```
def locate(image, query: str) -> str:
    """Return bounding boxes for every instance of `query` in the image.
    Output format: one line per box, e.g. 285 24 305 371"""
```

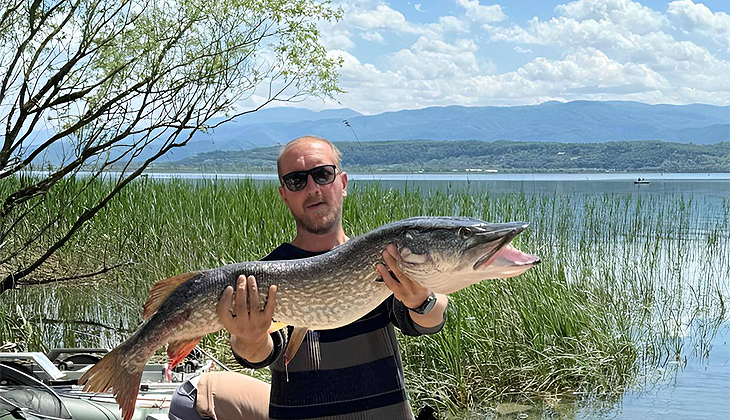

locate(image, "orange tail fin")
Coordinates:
79 346 144 420
167 337 203 368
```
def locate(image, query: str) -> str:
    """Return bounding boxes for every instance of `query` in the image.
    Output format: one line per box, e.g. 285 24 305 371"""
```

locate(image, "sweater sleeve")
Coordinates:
386 295 446 337
232 327 289 369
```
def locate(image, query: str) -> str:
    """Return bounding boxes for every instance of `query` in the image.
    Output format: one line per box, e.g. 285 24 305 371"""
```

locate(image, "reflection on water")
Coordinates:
474 323 730 420
615 322 729 420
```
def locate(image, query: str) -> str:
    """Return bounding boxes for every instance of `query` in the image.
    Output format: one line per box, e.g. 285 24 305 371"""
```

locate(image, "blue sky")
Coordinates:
250 0 730 114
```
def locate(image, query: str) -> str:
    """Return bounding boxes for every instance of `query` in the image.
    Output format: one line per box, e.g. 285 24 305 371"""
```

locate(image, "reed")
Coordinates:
1 176 727 417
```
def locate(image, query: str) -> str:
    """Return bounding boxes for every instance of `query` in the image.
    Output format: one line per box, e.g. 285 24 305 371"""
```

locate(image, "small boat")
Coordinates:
0 348 212 420
634 178 650 184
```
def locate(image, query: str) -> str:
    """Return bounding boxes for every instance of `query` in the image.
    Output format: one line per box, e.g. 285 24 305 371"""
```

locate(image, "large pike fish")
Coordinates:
80 217 540 420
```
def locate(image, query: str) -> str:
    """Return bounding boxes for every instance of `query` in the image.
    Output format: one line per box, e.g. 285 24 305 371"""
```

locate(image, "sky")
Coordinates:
249 0 730 115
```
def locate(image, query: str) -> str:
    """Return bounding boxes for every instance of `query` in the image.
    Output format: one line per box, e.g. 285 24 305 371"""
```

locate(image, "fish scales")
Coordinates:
80 217 540 420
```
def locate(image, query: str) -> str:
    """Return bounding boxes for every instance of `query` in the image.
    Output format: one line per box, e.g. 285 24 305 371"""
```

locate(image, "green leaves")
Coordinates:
0 0 342 294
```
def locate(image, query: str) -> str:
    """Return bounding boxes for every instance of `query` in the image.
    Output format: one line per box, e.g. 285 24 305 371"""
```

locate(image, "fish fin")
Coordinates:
284 326 309 365
143 272 200 319
268 321 288 333
79 345 143 420
167 337 203 368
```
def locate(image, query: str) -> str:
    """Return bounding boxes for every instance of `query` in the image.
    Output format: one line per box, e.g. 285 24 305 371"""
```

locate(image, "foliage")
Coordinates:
156 140 730 173
1 177 727 416
0 0 342 293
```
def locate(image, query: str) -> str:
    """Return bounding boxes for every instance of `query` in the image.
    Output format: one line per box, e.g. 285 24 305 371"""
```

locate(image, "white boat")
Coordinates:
0 348 213 420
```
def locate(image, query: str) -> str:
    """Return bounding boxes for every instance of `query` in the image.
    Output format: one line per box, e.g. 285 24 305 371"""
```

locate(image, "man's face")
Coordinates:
278 141 348 235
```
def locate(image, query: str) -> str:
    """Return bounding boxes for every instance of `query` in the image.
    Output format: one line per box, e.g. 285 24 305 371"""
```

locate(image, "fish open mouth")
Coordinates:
472 225 540 271
476 244 540 269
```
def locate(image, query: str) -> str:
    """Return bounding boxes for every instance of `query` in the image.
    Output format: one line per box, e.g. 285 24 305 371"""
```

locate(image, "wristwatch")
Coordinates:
407 291 437 315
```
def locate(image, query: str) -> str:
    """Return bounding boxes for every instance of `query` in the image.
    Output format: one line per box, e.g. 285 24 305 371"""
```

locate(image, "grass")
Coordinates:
1 176 728 417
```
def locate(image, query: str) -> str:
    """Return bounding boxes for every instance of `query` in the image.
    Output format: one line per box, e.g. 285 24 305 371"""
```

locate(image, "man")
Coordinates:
169 136 448 420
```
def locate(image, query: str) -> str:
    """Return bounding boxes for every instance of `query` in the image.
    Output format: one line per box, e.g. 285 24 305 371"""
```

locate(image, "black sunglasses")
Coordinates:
281 164 339 192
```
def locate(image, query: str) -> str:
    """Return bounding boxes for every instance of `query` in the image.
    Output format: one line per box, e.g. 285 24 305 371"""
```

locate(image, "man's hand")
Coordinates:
376 244 430 309
376 244 448 329
216 275 277 363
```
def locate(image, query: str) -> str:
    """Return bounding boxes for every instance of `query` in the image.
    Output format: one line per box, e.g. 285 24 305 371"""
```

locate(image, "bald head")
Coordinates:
277 136 342 179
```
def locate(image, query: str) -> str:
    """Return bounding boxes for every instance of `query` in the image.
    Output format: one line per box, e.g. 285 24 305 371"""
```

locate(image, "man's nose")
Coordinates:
304 174 321 194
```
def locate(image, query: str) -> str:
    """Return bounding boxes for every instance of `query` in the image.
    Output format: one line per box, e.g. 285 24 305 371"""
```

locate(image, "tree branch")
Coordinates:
18 259 135 286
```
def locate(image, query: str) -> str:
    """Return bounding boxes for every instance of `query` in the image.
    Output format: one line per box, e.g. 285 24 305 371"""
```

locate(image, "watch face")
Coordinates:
412 291 437 314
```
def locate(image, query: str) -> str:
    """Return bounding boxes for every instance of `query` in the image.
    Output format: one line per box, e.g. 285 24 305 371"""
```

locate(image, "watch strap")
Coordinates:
408 290 437 315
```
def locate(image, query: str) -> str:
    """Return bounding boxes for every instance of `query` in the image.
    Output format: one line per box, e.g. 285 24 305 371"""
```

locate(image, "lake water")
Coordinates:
130 171 729 420
32 171 730 419
132 170 730 199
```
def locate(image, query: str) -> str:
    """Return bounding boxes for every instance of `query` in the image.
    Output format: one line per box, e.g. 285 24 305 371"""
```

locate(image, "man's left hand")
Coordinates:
376 244 431 309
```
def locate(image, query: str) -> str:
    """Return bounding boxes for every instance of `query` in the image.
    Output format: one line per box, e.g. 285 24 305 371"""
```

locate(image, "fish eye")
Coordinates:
458 227 473 239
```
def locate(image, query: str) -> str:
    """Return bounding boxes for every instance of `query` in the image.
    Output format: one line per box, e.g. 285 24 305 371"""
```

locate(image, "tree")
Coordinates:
0 0 342 294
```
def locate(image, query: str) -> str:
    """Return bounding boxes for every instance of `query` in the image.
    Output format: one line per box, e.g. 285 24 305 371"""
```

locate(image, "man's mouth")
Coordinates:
306 201 326 209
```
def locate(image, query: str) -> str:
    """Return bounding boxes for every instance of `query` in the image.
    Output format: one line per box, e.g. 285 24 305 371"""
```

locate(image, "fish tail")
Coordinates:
79 344 145 420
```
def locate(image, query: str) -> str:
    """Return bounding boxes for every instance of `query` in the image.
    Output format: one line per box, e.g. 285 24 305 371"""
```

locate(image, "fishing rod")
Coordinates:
342 119 377 182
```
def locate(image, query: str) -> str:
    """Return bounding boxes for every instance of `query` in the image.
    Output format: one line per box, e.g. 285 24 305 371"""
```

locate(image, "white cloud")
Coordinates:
360 31 385 43
556 0 668 33
348 4 407 30
304 0 730 113
435 16 470 33
486 0 730 98
346 3 440 37
458 47 674 106
389 37 481 80
454 0 507 24
667 0 730 49
319 25 356 50
415 3 423 12
517 48 667 89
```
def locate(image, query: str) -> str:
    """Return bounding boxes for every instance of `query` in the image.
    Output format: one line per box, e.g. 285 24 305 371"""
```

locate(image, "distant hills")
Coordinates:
165 100 728 161
30 100 730 165
156 140 730 173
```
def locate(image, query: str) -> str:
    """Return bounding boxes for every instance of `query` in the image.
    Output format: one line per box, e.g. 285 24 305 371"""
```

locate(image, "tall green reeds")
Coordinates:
0 176 728 417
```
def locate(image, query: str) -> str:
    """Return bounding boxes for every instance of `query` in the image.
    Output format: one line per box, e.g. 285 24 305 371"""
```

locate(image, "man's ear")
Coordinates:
278 185 288 204
340 171 348 197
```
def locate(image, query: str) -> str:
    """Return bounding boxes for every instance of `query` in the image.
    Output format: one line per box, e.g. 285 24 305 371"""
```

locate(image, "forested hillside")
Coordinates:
153 140 730 173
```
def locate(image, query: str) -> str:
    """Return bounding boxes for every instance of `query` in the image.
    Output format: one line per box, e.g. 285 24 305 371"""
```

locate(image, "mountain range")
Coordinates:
30 101 730 164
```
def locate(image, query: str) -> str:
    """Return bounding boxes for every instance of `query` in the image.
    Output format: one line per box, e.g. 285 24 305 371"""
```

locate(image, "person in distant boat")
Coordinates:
168 136 448 420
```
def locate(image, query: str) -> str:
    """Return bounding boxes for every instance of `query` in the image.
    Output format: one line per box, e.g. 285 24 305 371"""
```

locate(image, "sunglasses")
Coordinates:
281 164 339 192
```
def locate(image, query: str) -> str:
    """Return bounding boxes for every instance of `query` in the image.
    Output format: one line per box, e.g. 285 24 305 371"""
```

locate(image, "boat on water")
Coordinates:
0 348 212 420
634 178 650 184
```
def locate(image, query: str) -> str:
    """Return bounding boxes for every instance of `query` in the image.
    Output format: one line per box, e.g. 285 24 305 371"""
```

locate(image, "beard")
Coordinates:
294 197 343 235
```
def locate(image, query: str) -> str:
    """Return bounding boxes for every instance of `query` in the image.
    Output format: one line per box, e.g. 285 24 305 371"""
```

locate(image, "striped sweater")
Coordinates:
233 243 446 420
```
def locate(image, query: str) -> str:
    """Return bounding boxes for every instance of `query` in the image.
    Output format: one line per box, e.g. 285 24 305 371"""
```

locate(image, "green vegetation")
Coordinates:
0 0 342 294
154 140 730 173
1 177 728 418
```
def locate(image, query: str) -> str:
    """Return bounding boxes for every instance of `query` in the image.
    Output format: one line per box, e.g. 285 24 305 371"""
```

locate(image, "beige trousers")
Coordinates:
195 372 271 420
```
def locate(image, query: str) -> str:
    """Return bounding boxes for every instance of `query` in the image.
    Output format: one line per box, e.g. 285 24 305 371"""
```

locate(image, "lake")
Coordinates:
15 171 730 419
132 171 729 420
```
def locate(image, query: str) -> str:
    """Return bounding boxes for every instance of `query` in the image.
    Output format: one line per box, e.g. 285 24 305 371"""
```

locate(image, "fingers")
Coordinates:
234 274 248 316
247 275 260 313
264 285 278 319
377 262 401 294
385 244 401 262
217 285 234 320
380 246 431 308
381 248 408 287
219 275 275 323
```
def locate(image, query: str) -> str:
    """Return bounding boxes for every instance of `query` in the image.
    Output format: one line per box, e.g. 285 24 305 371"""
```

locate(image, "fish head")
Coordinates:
390 217 540 294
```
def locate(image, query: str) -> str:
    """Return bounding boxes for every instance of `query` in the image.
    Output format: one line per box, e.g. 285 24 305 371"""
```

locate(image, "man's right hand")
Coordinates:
216 274 278 364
